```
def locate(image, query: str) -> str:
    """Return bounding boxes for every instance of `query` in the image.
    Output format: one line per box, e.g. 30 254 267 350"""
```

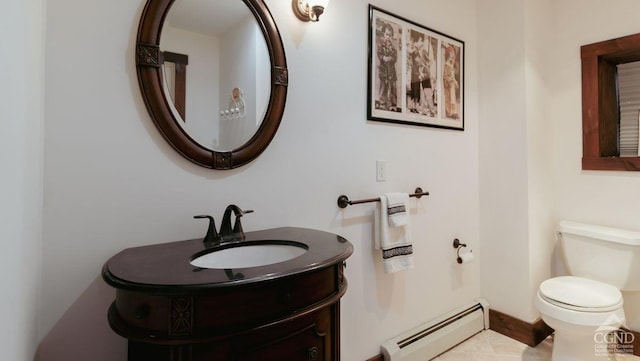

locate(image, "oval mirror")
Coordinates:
136 0 288 169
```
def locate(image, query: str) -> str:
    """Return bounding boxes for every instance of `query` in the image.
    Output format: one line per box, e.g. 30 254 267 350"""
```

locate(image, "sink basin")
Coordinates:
190 242 308 269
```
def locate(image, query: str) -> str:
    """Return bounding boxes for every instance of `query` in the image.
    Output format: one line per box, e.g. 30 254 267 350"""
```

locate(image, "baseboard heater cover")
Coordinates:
380 298 490 361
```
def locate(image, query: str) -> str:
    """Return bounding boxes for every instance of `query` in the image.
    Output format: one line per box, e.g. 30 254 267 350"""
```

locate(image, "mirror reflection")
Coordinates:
160 0 271 151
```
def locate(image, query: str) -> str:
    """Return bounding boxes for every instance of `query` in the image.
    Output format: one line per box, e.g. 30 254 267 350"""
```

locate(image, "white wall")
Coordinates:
1 0 45 359
478 0 533 321
551 0 640 330
523 0 555 324
552 0 640 237
37 0 480 360
478 0 556 324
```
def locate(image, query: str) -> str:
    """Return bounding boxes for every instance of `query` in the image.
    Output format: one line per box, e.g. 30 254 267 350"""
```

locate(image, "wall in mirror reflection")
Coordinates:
162 12 270 151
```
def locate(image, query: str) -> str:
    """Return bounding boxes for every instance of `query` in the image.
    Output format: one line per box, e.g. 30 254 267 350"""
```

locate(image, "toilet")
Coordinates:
536 221 640 361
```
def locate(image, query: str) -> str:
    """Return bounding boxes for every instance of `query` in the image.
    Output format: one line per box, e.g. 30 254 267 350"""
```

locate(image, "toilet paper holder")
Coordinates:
453 238 468 264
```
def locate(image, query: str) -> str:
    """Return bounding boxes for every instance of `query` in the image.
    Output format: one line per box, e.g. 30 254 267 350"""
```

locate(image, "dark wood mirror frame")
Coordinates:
581 33 640 171
136 0 288 169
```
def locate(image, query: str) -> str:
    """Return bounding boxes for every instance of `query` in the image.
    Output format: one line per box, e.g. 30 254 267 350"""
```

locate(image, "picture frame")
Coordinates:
367 5 464 130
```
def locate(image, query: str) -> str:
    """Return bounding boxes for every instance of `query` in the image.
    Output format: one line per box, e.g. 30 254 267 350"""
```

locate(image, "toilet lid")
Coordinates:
539 276 622 310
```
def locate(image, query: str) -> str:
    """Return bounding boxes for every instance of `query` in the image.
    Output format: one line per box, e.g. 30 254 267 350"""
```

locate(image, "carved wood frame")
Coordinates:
136 0 288 169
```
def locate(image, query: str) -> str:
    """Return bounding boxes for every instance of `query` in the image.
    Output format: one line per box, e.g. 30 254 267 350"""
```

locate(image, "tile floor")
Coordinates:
432 330 640 361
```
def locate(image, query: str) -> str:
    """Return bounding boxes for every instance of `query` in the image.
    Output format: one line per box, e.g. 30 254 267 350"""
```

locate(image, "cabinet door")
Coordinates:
234 323 327 361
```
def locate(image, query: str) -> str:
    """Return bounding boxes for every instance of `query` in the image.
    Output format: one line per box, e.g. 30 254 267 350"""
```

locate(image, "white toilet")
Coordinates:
536 221 640 361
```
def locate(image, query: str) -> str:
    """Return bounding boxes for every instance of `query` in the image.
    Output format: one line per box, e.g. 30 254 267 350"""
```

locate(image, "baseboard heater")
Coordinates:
381 298 490 361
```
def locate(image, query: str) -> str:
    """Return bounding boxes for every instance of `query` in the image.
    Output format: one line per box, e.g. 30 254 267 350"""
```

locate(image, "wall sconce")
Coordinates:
292 0 329 22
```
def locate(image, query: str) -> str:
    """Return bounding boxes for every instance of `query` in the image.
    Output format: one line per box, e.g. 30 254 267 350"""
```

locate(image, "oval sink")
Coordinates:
190 242 308 269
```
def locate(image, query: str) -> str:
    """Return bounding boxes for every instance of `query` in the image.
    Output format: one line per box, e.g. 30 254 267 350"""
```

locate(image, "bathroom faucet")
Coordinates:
194 206 253 246
219 204 254 242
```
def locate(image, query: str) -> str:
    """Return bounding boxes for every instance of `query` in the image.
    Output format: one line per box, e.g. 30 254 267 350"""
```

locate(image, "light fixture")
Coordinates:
292 0 329 22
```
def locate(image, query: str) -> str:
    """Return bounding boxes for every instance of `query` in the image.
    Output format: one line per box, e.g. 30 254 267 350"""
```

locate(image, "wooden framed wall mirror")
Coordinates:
581 33 640 171
136 0 288 169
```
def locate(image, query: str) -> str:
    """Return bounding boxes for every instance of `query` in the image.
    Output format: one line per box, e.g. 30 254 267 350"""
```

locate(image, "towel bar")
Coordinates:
337 187 429 208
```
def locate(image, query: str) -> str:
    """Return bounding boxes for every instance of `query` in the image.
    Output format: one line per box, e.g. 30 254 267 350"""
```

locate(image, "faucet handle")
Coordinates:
232 209 253 239
194 215 219 245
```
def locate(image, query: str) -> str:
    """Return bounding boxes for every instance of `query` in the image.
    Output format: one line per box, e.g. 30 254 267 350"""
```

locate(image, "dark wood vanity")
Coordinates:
103 227 353 361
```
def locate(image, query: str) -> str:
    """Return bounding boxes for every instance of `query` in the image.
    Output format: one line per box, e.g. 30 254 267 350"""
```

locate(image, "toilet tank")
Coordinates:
559 221 640 291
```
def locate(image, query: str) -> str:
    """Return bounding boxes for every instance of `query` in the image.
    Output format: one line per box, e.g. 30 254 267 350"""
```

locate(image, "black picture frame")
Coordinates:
367 5 464 130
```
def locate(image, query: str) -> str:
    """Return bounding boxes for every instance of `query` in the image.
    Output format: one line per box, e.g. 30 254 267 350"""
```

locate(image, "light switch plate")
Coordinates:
376 160 386 182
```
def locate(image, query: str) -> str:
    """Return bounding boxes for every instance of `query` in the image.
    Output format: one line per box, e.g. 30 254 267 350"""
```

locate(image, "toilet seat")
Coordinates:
539 276 623 312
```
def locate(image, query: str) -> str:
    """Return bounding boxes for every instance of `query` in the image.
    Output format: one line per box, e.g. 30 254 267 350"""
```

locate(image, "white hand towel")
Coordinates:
374 195 414 274
385 192 410 227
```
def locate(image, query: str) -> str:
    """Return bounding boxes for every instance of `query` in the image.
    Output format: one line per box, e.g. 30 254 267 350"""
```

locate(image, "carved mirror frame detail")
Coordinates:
136 0 288 169
581 33 640 171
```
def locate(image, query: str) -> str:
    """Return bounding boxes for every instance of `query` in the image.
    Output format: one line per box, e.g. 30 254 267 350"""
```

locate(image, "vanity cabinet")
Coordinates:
103 227 353 361
145 306 336 361
111 265 345 361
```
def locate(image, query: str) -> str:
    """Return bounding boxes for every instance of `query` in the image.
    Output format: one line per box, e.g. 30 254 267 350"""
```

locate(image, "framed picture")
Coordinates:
367 5 464 130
